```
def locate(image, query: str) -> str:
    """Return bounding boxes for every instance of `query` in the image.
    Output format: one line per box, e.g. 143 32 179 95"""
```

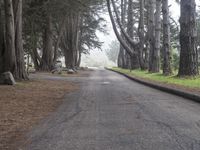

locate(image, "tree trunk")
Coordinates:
31 47 40 71
30 21 41 71
118 45 126 68
118 0 127 68
77 51 82 67
148 0 156 72
152 0 161 72
138 0 148 70
162 0 172 75
62 11 80 69
127 0 140 70
13 0 28 80
4 0 16 74
53 18 66 64
178 0 199 76
41 14 53 71
0 3 5 73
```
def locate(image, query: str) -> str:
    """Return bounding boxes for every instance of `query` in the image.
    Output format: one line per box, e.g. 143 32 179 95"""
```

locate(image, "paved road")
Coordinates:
25 69 200 150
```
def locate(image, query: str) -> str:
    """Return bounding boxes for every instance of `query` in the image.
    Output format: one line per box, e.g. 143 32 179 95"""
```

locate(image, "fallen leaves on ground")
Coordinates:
0 79 78 150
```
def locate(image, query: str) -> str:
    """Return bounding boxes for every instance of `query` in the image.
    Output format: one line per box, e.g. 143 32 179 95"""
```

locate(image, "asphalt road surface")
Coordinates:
25 69 200 150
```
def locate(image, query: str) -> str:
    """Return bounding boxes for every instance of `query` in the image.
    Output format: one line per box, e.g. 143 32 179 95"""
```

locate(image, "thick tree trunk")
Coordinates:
162 0 172 75
4 0 16 74
53 18 66 64
41 14 53 71
178 0 199 76
148 0 156 72
118 0 127 68
152 0 161 72
0 3 5 73
62 11 80 69
13 0 28 80
127 0 140 70
138 0 148 70
64 49 75 69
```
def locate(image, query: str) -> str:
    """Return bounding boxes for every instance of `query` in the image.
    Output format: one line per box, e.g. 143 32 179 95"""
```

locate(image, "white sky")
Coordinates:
81 1 200 67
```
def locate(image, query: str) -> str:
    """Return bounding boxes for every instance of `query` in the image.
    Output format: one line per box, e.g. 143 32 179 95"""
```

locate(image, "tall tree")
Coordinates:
127 0 140 69
178 0 199 76
154 0 161 72
148 0 156 72
138 0 148 70
41 13 54 71
162 0 172 75
118 0 127 68
13 0 28 79
4 0 16 74
0 1 5 74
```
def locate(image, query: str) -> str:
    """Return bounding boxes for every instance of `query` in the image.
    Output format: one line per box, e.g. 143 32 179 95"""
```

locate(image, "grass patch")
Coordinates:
112 67 200 89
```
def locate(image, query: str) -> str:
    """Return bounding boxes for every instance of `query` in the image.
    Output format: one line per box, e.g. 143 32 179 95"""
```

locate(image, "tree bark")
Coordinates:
118 0 126 68
62 11 80 69
13 0 28 79
30 21 41 71
53 18 66 64
162 0 172 75
41 13 53 71
138 0 148 70
0 2 5 73
127 0 140 70
153 0 161 72
4 0 16 74
178 0 199 76
148 0 160 73
148 0 156 72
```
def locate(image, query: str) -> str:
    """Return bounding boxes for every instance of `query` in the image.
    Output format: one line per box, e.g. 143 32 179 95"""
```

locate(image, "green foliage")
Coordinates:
172 49 179 71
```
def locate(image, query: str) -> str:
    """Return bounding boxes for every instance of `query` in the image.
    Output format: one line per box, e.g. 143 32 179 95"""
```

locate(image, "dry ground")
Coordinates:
0 78 78 150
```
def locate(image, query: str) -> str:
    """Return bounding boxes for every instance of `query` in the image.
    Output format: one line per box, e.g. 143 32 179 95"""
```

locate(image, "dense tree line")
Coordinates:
107 0 200 76
0 0 105 81
0 0 199 83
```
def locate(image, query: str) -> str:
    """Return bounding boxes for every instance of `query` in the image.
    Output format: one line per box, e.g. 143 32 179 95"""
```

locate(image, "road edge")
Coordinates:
106 68 200 103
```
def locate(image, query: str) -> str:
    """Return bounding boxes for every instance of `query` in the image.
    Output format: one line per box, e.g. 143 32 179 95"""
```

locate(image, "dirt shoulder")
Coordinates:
0 77 78 150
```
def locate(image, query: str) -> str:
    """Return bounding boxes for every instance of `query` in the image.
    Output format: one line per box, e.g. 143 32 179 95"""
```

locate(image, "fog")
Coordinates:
81 1 200 68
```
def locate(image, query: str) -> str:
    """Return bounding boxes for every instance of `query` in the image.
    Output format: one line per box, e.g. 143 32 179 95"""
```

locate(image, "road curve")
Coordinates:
25 69 200 150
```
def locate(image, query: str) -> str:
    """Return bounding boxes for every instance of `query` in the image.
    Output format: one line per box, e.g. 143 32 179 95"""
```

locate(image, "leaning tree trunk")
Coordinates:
4 0 16 74
178 0 199 76
13 0 28 80
162 0 172 75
